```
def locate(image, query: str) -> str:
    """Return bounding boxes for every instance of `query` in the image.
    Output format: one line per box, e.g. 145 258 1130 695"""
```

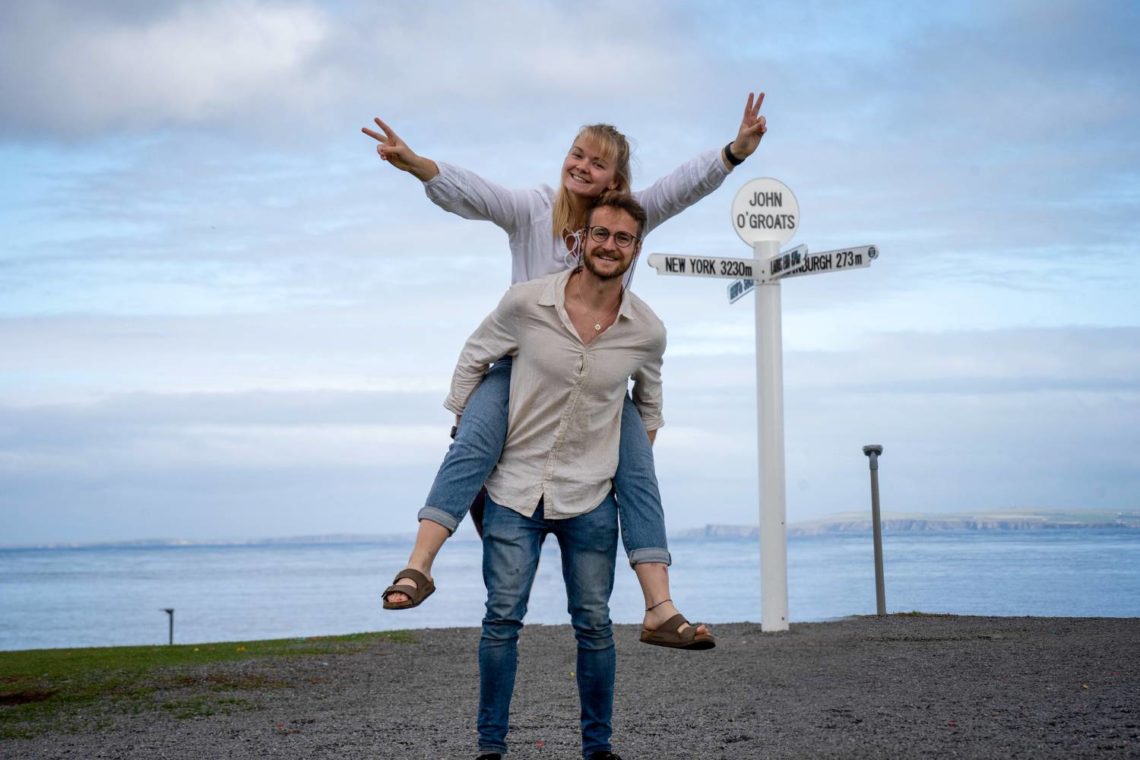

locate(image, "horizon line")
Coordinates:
4 507 1137 551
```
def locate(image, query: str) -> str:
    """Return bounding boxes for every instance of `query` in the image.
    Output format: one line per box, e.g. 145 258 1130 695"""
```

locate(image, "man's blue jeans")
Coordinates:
477 495 618 759
419 357 670 565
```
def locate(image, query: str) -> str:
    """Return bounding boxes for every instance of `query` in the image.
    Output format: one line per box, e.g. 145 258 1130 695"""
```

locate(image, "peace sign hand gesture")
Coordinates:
361 117 439 182
726 91 768 165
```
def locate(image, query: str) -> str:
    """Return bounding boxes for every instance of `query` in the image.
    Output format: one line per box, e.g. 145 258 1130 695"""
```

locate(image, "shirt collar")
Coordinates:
540 268 636 320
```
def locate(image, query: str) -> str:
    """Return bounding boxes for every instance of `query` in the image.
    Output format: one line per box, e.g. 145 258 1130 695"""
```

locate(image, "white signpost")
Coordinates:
648 178 879 632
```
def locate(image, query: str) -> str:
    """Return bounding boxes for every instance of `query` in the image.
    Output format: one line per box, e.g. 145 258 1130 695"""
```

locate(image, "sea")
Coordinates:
1 529 1138 652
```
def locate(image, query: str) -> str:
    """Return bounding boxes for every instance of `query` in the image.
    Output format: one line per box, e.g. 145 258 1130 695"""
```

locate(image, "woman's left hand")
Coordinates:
728 91 767 161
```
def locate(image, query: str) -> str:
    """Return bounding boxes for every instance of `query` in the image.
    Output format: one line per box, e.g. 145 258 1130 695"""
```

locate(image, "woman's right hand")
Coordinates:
725 91 767 166
361 118 439 181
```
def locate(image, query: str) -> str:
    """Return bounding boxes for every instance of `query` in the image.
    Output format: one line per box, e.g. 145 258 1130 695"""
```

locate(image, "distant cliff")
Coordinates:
10 511 1138 550
675 510 1140 539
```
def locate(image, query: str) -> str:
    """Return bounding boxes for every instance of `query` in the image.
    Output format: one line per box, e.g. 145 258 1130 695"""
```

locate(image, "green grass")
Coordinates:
0 630 414 741
893 611 959 618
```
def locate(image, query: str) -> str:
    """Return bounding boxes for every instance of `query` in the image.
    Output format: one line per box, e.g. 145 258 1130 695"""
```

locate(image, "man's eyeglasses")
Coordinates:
587 226 640 250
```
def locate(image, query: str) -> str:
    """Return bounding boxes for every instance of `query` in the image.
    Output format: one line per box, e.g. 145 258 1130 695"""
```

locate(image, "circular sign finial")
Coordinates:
731 178 799 246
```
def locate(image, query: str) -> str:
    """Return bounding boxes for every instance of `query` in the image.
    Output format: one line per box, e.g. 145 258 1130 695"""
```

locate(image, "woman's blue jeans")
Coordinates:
477 495 618 758
418 357 671 566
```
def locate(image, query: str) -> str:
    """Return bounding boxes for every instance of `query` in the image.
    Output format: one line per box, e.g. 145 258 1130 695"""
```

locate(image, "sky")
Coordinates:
1 0 1138 545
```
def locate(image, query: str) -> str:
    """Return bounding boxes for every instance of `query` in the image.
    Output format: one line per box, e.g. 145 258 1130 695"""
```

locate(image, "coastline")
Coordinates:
4 615 1138 758
5 508 1138 550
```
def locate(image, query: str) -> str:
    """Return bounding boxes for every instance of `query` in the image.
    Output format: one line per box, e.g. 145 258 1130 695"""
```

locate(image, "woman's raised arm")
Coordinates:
634 89 769 231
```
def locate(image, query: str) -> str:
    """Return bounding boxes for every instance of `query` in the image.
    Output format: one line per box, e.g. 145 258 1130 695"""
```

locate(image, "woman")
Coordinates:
362 92 766 647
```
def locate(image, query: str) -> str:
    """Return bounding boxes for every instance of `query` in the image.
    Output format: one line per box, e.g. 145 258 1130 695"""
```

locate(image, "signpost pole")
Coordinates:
647 177 876 634
754 239 789 632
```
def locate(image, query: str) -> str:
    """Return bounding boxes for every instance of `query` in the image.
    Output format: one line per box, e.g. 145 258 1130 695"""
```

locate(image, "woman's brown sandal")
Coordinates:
382 568 436 609
640 613 716 650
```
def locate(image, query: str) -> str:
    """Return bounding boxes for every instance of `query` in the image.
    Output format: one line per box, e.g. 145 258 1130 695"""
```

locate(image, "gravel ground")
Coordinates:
6 615 1139 759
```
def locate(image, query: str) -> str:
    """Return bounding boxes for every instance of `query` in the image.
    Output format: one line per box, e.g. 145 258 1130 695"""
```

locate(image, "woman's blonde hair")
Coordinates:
552 124 632 245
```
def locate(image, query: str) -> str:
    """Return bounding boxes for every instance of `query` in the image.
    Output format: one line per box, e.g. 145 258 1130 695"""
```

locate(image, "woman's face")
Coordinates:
561 136 619 199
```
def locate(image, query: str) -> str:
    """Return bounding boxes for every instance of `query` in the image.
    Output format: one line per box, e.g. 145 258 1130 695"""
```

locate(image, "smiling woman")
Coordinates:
360 91 768 640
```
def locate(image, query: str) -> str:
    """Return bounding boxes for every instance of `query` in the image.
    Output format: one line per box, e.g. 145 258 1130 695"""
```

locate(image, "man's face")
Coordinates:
582 206 641 281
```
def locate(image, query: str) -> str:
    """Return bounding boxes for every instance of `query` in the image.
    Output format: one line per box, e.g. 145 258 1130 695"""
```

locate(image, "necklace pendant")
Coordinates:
593 321 602 332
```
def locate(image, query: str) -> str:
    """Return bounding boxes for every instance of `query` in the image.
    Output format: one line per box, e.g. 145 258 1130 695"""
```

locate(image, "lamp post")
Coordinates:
862 445 886 616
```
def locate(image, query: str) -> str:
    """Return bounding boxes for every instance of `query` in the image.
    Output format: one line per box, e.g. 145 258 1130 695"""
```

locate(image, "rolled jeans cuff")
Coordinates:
418 506 459 535
626 547 671 567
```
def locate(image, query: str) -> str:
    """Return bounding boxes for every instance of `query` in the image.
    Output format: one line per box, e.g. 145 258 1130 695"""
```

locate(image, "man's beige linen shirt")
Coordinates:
445 269 666 521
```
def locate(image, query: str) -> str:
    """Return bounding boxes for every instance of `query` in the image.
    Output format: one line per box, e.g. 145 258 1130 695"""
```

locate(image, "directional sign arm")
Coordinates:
647 253 764 280
776 245 879 280
652 245 880 288
728 244 808 302
727 278 756 304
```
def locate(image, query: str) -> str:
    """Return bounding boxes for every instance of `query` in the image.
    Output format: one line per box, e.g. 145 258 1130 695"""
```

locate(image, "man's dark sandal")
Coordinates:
475 754 502 760
381 568 435 610
588 752 623 760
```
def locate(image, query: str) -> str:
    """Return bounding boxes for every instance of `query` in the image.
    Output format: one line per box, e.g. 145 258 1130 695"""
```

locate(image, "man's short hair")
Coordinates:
589 192 648 240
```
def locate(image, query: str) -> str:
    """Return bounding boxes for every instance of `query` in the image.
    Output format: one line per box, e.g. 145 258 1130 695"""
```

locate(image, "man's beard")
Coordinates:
582 249 632 281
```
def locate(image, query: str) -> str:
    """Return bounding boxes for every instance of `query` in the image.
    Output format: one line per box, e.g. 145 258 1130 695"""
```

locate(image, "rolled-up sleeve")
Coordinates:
444 288 520 416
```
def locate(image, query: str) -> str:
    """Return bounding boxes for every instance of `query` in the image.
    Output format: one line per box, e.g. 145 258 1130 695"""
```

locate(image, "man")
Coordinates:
445 193 663 760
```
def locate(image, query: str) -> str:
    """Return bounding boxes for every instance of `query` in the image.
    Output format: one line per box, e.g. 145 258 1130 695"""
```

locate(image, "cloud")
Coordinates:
785 327 1140 393
0 389 454 543
713 0 1140 287
0 304 486 405
0 0 706 142
652 324 1140 528
0 393 447 477
351 1 706 118
5 0 1137 326
0 1 336 139
2 325 1136 543
1 1 1137 544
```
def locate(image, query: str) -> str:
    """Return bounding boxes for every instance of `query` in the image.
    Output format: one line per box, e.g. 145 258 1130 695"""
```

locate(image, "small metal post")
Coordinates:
163 608 174 645
862 445 886 616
